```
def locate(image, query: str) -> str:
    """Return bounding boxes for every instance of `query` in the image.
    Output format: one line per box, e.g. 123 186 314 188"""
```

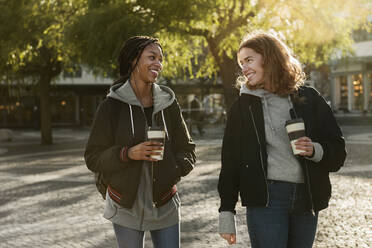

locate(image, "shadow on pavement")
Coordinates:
1 164 76 175
40 194 90 208
337 170 372 179
0 180 90 207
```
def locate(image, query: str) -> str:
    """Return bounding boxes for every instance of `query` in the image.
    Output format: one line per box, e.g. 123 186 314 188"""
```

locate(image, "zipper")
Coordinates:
150 108 166 208
151 110 156 208
288 98 316 216
140 106 157 208
152 160 156 208
139 177 146 230
139 106 149 229
303 160 316 216
248 105 269 207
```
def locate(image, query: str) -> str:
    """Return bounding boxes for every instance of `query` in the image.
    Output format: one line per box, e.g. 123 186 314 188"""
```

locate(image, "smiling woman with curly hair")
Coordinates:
218 31 346 248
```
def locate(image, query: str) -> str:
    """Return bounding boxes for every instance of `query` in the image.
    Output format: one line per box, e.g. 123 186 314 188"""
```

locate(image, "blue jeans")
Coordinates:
112 223 180 248
246 180 318 248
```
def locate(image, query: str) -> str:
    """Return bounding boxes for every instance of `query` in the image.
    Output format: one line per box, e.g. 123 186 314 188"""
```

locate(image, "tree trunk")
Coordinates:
206 37 239 109
39 75 53 145
219 54 239 109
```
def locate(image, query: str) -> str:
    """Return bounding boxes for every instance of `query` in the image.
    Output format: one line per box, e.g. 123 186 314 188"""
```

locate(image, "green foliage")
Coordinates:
67 0 212 78
259 0 371 66
157 31 212 79
153 0 371 77
3 0 368 82
0 0 89 144
0 0 87 81
67 1 160 77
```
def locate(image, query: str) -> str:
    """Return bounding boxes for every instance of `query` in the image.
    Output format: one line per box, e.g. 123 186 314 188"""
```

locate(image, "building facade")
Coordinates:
330 29 372 114
0 68 224 128
0 68 111 128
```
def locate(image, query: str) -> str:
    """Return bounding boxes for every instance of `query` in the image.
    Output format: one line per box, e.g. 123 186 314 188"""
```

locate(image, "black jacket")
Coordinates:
85 97 196 208
218 86 346 213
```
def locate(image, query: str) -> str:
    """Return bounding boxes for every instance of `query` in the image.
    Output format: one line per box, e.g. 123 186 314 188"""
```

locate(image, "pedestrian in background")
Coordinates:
190 96 205 136
218 31 346 247
85 36 196 248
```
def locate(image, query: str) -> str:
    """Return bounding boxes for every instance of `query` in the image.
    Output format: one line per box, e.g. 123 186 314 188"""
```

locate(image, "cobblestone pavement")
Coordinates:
0 125 371 248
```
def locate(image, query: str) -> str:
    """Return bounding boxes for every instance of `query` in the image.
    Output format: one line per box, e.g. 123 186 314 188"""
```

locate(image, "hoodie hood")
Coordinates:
107 80 175 114
239 83 269 98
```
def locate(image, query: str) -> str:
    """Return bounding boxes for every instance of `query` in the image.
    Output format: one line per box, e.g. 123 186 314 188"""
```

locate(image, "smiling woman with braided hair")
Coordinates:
85 36 196 248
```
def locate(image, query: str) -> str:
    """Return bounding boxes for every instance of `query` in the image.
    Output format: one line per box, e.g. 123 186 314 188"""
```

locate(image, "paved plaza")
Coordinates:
0 125 371 247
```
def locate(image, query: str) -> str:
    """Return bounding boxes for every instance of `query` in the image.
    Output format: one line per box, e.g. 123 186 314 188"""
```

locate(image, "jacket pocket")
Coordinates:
171 192 181 209
104 192 138 219
179 157 194 177
103 191 117 220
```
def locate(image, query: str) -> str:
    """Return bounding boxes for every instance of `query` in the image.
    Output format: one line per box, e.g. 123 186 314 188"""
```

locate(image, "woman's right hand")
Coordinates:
220 233 236 245
127 141 163 162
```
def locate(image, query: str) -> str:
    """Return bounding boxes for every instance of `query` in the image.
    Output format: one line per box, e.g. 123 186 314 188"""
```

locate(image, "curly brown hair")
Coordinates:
237 31 305 96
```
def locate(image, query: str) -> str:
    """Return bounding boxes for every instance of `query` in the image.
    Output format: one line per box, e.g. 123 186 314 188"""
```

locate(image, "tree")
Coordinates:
70 0 371 108
66 0 169 77
153 0 371 107
0 0 87 144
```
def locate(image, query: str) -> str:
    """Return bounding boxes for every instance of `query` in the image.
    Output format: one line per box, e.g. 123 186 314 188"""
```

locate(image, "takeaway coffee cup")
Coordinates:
285 118 306 155
147 127 165 160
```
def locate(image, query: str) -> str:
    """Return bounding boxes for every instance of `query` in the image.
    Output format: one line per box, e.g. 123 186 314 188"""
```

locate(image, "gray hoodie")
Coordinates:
103 80 180 231
240 84 305 183
239 84 323 182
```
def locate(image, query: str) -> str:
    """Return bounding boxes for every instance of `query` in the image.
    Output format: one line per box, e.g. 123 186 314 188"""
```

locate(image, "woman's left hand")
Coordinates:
295 136 314 157
220 233 236 245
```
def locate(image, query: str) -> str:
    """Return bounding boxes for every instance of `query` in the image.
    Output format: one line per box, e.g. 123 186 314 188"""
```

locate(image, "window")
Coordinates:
353 74 363 111
339 76 348 111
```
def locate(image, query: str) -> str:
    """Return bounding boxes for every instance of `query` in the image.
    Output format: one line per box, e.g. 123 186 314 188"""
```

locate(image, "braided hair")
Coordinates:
112 36 162 86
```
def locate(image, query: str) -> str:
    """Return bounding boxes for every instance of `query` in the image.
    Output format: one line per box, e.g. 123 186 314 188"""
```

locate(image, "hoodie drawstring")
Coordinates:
129 104 168 140
161 110 169 140
288 95 296 118
128 104 135 138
